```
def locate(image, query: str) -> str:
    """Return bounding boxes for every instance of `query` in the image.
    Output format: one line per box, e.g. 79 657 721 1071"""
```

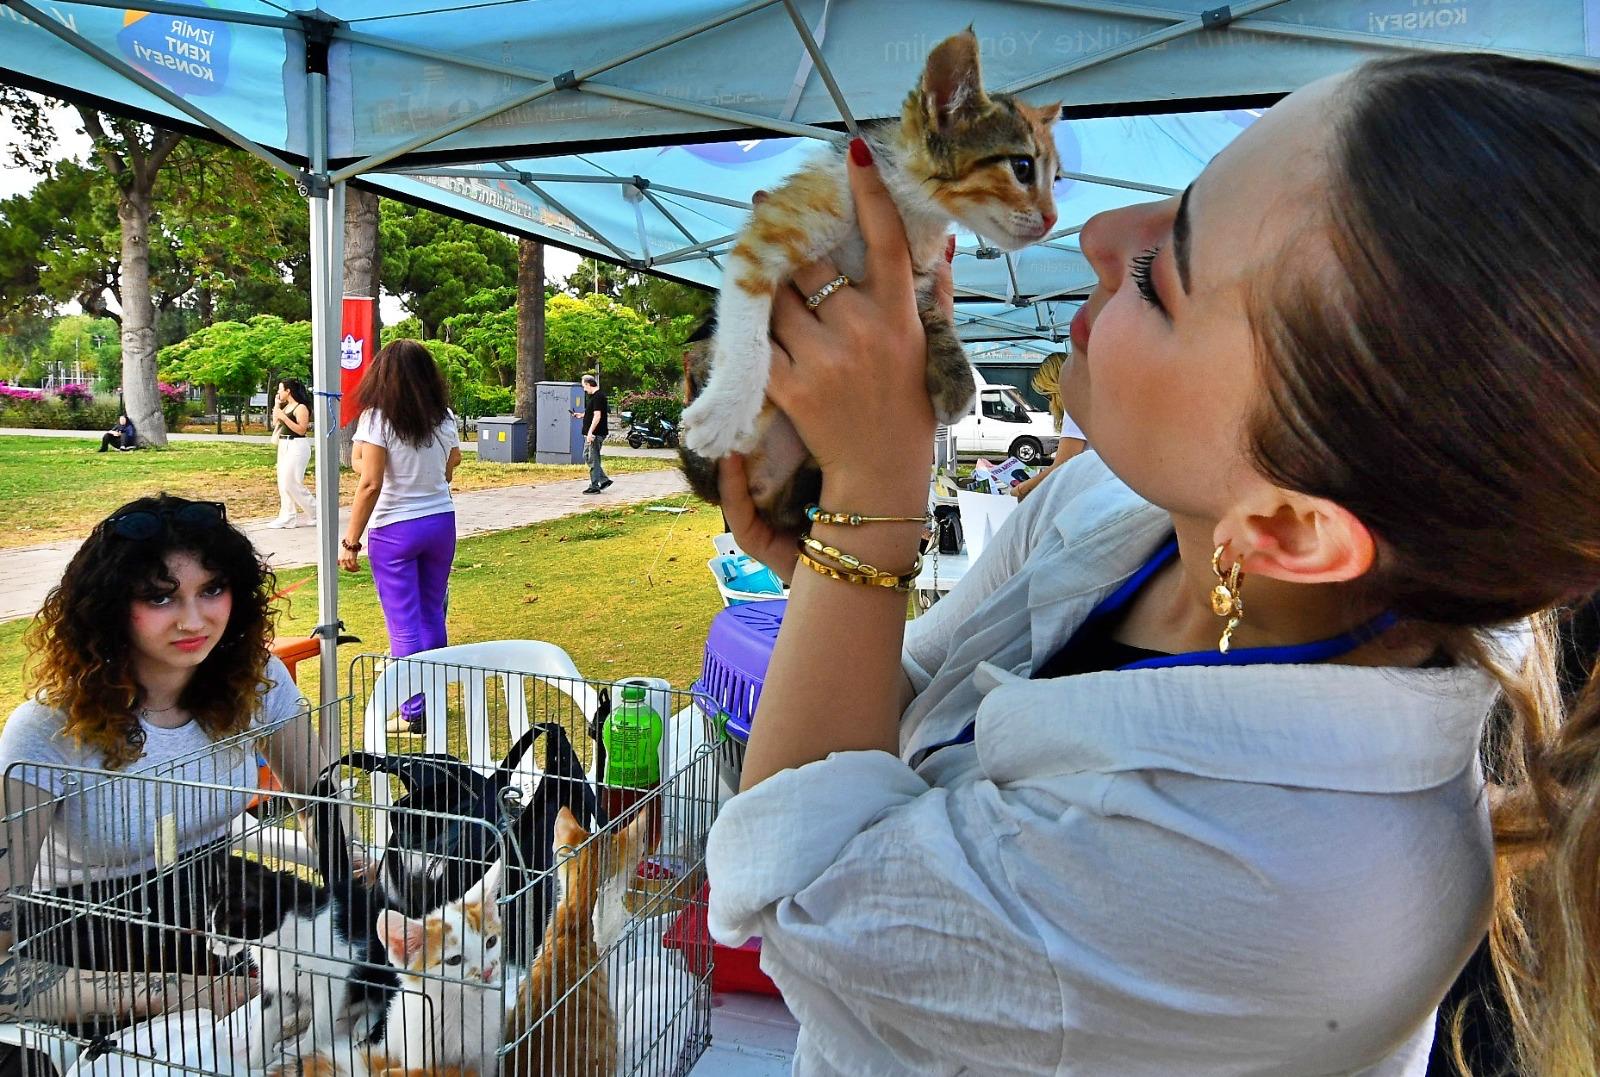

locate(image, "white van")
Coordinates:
947 371 1062 465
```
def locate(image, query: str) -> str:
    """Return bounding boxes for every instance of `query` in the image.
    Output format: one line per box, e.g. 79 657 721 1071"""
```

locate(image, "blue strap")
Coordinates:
911 537 1399 766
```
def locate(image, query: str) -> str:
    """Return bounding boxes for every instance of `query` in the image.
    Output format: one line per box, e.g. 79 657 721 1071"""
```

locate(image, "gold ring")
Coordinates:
805 274 852 310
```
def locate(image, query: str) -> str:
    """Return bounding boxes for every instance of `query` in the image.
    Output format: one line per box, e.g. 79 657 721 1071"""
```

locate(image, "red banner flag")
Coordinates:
339 297 375 427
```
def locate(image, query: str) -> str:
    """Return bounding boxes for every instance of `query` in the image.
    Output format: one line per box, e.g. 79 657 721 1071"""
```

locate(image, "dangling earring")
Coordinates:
1210 544 1245 654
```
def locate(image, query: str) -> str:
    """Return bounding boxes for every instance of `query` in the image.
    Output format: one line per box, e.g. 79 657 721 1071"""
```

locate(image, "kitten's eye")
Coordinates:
445 955 463 967
485 937 499 950
1009 157 1035 185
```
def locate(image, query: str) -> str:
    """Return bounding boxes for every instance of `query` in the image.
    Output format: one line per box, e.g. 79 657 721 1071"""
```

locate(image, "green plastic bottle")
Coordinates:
602 684 665 848
603 684 664 789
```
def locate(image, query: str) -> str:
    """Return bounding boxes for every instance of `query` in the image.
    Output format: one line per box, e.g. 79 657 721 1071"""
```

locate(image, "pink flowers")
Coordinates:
0 385 45 403
55 384 92 406
157 382 188 404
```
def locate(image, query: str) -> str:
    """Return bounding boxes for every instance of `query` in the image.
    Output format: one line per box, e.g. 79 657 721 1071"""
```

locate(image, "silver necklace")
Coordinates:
137 701 181 723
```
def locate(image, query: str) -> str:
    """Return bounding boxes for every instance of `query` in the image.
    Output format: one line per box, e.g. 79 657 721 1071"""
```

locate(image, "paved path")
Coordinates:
0 426 675 458
0 469 691 623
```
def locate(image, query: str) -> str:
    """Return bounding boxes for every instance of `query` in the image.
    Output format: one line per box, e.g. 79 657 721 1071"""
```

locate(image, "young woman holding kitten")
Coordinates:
707 54 1600 1075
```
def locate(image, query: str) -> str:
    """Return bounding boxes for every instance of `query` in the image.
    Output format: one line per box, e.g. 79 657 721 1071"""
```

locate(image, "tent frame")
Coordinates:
11 0 1596 705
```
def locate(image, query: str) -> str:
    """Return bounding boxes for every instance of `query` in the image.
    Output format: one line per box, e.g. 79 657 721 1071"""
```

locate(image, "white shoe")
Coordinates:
265 517 297 529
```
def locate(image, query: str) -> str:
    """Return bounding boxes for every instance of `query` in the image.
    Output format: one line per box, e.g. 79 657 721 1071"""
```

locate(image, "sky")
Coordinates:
0 100 585 322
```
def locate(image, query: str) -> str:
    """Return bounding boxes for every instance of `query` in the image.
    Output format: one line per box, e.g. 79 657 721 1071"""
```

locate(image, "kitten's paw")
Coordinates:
682 391 761 457
922 310 977 425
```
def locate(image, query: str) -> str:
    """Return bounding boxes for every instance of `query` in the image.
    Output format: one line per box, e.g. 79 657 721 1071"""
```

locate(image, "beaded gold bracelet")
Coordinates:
799 535 921 580
797 549 919 592
805 504 929 527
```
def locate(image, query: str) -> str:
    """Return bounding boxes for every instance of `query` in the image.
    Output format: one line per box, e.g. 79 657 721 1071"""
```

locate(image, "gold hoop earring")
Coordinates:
1210 544 1245 654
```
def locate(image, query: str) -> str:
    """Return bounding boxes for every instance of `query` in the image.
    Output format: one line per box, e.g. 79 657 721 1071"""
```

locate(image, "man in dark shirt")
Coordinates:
575 373 611 493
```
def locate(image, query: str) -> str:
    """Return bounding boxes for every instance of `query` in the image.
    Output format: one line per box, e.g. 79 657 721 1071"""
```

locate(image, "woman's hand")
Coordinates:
766 140 937 508
338 544 361 572
717 454 800 585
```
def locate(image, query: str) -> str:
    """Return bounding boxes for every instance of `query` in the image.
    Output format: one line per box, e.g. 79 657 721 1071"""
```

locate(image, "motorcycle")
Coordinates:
626 413 679 449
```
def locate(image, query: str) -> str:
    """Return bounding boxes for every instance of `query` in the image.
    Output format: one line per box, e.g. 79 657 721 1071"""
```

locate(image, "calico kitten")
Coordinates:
372 862 507 1077
502 807 653 1077
679 28 1060 531
211 802 400 1067
265 866 506 1077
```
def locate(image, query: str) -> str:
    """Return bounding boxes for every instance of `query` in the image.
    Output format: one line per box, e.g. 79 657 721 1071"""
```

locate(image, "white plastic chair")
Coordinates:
358 640 601 856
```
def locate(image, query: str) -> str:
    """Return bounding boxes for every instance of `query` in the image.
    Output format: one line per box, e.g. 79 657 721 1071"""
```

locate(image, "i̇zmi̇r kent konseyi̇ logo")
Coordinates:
118 6 231 98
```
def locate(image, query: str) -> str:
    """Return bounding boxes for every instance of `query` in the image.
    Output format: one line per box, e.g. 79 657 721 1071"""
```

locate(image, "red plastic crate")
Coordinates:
662 882 781 997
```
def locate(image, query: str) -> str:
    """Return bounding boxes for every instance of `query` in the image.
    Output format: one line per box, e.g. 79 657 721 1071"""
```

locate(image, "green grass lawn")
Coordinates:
0 434 673 549
0 499 727 714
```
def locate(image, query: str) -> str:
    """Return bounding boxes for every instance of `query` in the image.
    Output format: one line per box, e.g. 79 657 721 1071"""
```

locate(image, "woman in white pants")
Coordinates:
268 378 315 528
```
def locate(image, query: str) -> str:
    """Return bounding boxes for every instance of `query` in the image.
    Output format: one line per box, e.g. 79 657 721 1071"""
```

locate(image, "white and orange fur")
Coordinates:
269 865 508 1077
502 806 654 1077
680 28 1061 473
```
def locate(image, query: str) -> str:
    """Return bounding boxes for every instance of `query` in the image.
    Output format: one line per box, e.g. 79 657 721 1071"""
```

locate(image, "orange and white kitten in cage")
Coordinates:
679 27 1060 531
268 866 505 1077
503 806 653 1077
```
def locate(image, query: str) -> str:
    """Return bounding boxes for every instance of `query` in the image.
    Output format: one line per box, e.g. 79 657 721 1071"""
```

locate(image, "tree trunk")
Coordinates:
515 238 545 425
340 187 382 467
118 185 166 447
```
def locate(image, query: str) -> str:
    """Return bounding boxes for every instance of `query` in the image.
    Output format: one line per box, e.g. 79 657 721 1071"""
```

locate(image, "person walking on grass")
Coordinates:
574 373 612 494
265 378 315 528
339 340 461 735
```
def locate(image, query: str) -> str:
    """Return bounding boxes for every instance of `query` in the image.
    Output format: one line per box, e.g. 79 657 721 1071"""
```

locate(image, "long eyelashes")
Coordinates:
1129 246 1164 311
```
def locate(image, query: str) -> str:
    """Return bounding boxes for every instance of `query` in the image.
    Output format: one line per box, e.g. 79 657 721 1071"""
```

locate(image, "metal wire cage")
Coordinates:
0 661 719 1077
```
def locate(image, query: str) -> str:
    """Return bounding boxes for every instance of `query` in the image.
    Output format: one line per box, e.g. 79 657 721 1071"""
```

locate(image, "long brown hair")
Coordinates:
22 494 278 769
1245 54 1600 1074
355 339 451 448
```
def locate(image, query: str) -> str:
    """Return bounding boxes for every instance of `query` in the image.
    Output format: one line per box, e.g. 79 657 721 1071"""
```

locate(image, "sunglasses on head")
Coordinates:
108 501 228 541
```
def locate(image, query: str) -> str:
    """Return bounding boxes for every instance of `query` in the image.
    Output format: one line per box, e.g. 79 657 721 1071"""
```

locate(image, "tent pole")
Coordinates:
305 57 343 747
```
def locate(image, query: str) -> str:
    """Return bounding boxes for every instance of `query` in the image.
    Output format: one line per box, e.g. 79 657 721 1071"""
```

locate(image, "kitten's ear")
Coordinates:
461 859 503 908
553 805 586 853
921 29 989 134
1025 101 1063 127
376 910 426 966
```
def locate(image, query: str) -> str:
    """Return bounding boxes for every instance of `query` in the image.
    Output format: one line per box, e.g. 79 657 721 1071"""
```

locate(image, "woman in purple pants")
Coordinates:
339 339 461 733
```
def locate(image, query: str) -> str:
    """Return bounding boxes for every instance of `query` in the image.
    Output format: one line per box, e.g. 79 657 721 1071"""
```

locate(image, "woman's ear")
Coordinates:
1220 493 1375 585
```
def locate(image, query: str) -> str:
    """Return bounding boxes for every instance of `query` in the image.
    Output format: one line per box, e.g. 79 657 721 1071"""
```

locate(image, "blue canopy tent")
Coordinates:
4 0 1596 707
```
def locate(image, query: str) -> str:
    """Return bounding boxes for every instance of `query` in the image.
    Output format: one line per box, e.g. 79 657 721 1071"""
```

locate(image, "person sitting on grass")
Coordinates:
97 414 136 453
0 494 335 1031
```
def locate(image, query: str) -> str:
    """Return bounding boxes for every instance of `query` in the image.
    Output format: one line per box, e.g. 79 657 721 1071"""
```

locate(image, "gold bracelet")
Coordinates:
805 504 929 527
798 535 920 579
796 549 920 592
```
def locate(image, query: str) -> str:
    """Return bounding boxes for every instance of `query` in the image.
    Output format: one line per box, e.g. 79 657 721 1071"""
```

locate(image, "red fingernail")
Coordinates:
849 137 872 167
945 235 956 263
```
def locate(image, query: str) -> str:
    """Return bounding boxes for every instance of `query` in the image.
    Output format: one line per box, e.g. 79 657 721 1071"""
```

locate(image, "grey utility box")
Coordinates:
477 416 529 463
535 381 585 464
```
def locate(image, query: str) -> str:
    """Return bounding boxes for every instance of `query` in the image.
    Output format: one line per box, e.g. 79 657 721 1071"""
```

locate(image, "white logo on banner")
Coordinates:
340 334 364 370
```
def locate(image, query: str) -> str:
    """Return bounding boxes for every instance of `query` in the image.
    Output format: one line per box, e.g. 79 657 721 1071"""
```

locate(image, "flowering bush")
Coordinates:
0 385 45 403
55 383 92 408
157 381 188 404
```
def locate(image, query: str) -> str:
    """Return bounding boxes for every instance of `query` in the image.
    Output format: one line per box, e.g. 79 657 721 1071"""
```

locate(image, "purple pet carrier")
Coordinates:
693 599 785 789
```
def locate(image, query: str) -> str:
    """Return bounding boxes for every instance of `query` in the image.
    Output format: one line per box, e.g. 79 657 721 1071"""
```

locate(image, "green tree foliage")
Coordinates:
562 262 713 328
544 293 683 394
441 286 517 387
375 328 509 418
380 203 517 337
157 315 311 395
45 315 120 383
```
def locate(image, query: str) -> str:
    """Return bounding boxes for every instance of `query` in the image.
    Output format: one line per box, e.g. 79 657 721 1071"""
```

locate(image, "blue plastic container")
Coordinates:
693 599 785 788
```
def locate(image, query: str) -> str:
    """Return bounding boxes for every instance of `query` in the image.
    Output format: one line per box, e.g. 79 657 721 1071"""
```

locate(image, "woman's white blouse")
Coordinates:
707 453 1502 1076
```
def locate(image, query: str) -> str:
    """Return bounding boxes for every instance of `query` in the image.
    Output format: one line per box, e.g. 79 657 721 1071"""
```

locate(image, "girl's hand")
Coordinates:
338 548 361 572
717 454 799 585
766 139 936 504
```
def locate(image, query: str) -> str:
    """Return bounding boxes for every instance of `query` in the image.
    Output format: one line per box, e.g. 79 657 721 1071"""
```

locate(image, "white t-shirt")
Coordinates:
1059 410 1085 441
0 656 306 889
353 407 459 530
